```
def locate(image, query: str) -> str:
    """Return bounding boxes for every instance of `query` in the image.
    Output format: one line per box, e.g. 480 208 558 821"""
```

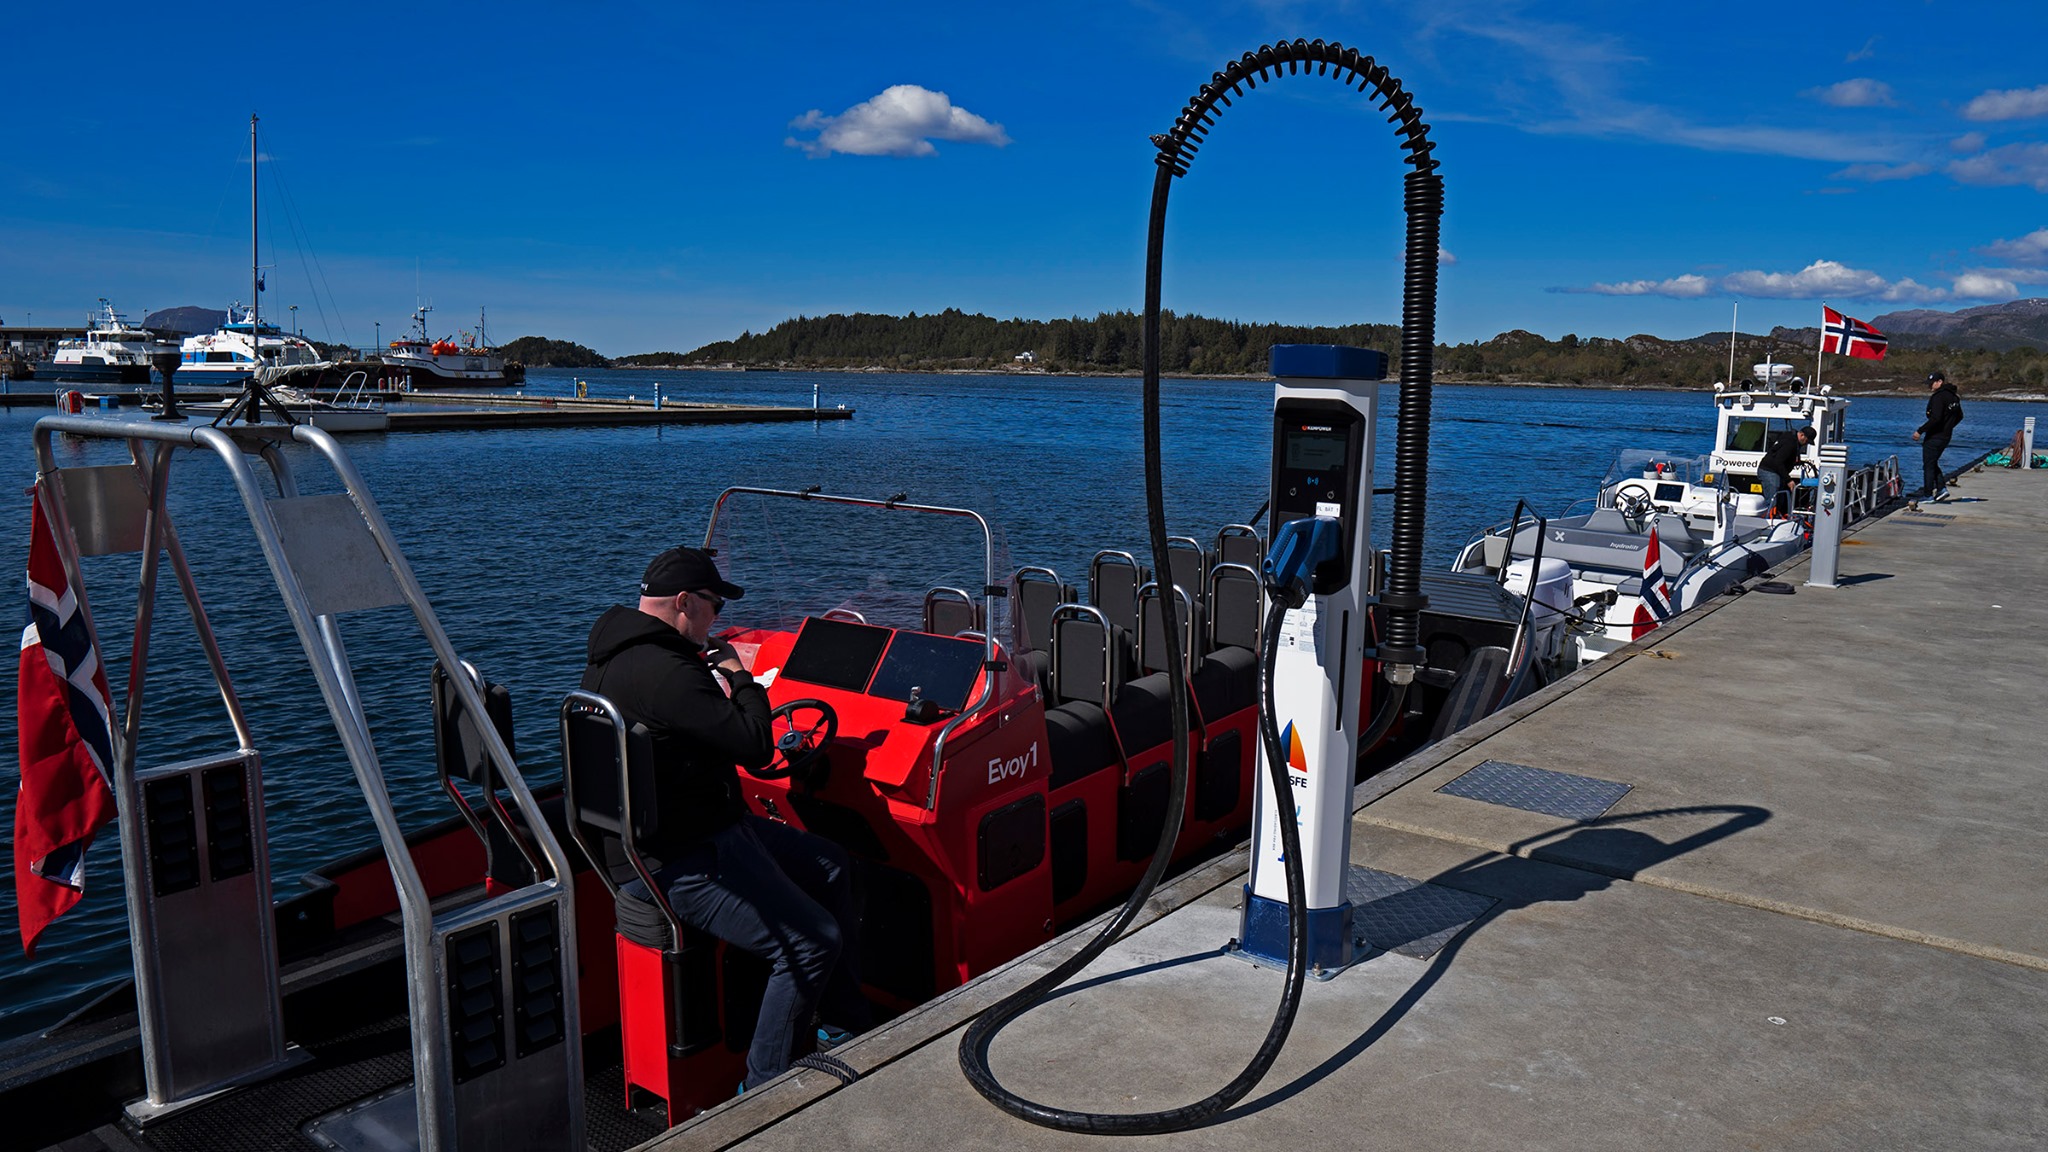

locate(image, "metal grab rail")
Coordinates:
31 413 583 1151
701 485 1002 811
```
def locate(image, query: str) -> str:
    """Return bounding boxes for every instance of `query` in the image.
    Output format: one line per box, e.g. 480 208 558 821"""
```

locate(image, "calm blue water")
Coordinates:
1 368 2038 1041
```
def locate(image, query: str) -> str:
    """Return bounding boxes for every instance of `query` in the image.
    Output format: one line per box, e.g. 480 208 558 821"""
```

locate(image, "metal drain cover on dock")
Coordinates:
1345 867 1497 959
1437 759 1631 820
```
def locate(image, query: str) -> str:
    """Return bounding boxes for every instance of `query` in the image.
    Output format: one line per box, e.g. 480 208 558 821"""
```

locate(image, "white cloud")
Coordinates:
1831 162 1931 182
1951 131 1987 153
1947 143 2048 192
1582 274 1713 297
787 85 1010 158
1846 36 1879 63
1569 261 2019 304
1439 247 1457 265
1805 79 1895 108
1961 84 2048 122
1981 228 2048 267
1951 272 2020 300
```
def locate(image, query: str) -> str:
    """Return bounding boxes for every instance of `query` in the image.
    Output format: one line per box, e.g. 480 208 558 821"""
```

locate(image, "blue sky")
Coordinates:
4 1 2046 356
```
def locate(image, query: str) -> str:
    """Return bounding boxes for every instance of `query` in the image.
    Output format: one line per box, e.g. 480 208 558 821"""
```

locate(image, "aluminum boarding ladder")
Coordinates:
31 414 582 1151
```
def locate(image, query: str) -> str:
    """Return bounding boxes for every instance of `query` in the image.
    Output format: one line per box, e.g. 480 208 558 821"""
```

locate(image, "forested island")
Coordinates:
608 307 2048 394
499 335 610 368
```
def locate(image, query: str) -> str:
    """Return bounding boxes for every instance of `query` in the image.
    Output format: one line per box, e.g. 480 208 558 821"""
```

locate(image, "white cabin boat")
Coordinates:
178 305 329 384
42 300 170 384
1452 364 1894 669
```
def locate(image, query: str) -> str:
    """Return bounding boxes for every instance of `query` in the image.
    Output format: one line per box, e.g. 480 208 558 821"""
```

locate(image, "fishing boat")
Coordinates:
1448 363 1903 669
380 304 524 388
39 300 170 384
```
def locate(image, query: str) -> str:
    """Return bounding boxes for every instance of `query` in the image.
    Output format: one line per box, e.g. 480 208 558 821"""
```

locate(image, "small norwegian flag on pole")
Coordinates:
1822 305 1888 361
1631 521 1676 640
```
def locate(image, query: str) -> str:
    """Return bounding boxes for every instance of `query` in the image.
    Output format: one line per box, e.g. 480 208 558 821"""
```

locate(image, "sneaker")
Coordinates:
1931 489 1950 502
817 1025 854 1052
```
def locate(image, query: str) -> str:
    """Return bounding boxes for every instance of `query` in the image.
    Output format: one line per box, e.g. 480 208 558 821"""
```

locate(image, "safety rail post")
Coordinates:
1808 443 1849 589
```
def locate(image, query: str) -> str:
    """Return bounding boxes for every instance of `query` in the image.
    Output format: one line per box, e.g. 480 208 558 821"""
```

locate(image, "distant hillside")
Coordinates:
664 308 2048 393
144 306 225 335
498 336 610 368
1869 298 2048 351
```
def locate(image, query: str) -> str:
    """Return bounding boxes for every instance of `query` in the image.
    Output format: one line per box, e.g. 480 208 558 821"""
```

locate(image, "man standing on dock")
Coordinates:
1912 370 1963 500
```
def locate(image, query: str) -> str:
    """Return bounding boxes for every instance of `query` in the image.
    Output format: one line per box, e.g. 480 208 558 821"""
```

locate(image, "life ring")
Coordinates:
575 380 587 399
58 389 84 414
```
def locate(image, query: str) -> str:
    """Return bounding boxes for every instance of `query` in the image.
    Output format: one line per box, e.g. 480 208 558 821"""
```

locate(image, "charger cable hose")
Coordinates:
957 38 1438 1134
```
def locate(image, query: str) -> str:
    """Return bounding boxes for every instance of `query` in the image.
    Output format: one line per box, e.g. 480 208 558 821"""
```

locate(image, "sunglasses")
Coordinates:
688 589 726 617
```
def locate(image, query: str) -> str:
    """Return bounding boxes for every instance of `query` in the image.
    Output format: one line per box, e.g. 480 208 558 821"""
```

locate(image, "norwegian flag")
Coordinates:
1822 306 1888 361
14 491 118 957
1630 521 1676 640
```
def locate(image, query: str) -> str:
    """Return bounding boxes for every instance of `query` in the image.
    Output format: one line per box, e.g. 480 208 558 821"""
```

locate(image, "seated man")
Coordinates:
582 545 868 1089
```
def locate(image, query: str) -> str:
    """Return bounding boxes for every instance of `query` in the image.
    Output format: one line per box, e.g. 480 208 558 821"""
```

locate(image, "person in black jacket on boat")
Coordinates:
582 546 867 1090
1912 370 1963 499
1756 426 1811 516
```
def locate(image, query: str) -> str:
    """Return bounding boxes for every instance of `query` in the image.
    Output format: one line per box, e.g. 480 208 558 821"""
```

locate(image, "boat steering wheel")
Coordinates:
749 698 839 781
1613 482 1656 529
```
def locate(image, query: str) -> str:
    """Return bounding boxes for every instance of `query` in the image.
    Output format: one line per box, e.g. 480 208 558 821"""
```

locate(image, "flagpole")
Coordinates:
1814 301 1824 394
1728 300 1738 386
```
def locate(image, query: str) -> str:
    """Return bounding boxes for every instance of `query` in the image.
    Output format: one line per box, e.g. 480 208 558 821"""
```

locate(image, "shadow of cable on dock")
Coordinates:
1217 802 1772 1121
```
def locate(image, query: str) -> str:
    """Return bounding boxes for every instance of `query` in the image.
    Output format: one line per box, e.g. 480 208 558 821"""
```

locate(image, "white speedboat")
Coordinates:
42 299 171 384
184 369 389 433
379 304 521 388
1452 363 1899 668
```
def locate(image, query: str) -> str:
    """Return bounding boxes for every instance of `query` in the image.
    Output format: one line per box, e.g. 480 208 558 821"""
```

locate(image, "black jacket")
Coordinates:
1919 384 1962 438
1758 434 1805 480
581 606 773 848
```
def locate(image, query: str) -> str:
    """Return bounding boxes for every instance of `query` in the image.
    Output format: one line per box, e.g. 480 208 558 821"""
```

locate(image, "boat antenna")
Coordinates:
1813 300 1825 396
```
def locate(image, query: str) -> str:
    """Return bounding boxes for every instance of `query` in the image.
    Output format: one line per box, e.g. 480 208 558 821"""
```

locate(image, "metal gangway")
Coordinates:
30 412 581 1150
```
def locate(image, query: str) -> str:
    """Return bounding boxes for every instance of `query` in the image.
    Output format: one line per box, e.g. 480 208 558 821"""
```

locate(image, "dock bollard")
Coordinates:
1808 443 1849 589
2024 417 2036 471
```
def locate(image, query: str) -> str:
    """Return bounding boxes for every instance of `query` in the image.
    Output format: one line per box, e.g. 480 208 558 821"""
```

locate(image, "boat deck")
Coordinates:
661 461 2048 1151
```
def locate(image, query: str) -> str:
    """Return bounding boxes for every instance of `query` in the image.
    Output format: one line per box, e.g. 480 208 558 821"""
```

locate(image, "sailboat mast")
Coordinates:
250 114 260 337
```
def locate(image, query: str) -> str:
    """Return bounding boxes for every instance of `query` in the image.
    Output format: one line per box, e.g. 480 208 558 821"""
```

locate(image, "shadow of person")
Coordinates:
1223 804 1768 1119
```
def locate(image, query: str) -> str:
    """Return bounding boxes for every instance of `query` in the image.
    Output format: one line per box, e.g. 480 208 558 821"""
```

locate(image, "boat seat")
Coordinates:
1046 605 1128 788
1012 567 1074 694
922 587 982 637
1583 508 1633 533
1214 525 1263 571
1111 672 1176 758
1089 551 1147 639
1192 646 1259 721
1207 563 1262 653
1137 583 1199 673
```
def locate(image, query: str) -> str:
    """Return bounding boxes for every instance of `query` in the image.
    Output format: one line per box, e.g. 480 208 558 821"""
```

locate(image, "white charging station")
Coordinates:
1232 344 1387 975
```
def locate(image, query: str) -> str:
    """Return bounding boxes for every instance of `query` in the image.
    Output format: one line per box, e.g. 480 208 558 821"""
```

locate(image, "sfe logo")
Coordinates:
988 743 1040 785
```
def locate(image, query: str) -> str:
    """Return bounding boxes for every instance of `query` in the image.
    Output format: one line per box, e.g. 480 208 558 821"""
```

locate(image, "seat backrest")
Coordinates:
923 586 982 637
1583 508 1633 533
432 661 517 789
1013 566 1072 652
1048 603 1120 709
1137 582 1197 675
1651 513 1697 552
1167 537 1207 616
1208 563 1262 651
1214 525 1263 571
1089 550 1144 637
559 695 660 894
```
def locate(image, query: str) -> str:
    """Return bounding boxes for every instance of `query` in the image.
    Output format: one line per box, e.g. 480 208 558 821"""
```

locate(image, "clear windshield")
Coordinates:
1599 449 1712 489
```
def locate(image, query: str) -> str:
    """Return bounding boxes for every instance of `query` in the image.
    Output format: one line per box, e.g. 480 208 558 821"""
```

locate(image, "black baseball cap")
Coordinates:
640 546 743 600
1927 369 1946 382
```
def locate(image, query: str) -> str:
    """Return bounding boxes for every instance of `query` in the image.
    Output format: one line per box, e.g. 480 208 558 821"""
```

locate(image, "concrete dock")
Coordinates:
659 461 2048 1151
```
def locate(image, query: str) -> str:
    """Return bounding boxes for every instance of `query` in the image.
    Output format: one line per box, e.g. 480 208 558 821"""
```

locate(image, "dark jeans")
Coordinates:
1922 433 1951 495
1757 469 1785 515
632 816 868 1088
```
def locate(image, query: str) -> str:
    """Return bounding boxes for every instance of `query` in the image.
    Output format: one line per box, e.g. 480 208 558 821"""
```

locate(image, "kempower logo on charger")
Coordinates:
988 742 1040 785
